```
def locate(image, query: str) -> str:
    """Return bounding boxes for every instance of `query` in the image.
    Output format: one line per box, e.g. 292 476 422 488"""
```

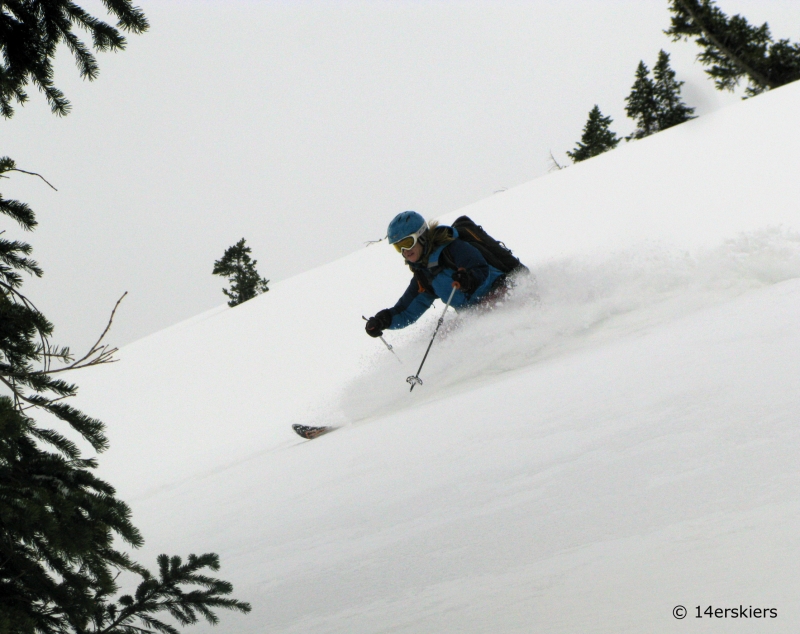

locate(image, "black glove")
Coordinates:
365 309 393 338
451 267 477 294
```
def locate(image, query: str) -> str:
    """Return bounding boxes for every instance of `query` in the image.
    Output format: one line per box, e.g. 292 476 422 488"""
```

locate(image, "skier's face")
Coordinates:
401 242 423 263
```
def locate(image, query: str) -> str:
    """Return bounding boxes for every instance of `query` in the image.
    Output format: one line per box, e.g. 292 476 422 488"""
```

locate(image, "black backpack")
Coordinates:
451 216 528 275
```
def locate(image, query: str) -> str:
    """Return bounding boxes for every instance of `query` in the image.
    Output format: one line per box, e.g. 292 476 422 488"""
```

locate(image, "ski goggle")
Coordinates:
391 223 427 252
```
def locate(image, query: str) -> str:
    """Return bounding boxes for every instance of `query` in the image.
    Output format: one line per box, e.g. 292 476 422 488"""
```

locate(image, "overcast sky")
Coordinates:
4 0 799 353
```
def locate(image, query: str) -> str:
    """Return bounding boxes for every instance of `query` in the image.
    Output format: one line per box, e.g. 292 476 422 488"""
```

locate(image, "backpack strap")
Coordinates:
437 243 457 271
413 269 434 295
426 227 458 267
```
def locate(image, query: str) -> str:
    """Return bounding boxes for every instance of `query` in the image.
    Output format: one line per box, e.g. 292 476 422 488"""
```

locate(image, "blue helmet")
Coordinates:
387 211 426 245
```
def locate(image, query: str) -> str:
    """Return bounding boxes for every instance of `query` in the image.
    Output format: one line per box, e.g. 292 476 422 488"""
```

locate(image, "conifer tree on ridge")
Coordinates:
625 50 695 140
567 105 621 163
653 50 696 129
625 61 660 140
213 238 270 307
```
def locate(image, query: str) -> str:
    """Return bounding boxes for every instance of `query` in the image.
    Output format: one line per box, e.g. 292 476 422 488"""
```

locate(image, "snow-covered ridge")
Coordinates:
75 81 800 633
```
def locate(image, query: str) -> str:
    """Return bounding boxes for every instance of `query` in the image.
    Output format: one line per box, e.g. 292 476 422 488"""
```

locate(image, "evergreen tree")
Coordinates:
666 0 800 97
0 158 135 632
0 0 149 117
213 239 270 307
653 50 696 129
624 61 659 140
2 3 251 630
567 105 621 163
0 160 251 633
625 51 696 140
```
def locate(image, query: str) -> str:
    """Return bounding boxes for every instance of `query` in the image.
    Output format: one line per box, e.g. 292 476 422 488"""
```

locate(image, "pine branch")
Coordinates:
0 0 149 118
670 0 777 91
0 278 58 374
92 554 251 634
1 375 41 409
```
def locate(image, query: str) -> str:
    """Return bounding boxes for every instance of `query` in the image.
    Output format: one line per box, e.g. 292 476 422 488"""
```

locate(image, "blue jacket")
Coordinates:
387 227 503 330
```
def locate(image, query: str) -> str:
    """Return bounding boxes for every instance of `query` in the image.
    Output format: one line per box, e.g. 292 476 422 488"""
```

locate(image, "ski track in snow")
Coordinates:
337 227 800 424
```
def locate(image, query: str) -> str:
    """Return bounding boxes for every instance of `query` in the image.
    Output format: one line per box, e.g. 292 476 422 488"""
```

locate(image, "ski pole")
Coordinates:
363 316 402 363
406 285 457 392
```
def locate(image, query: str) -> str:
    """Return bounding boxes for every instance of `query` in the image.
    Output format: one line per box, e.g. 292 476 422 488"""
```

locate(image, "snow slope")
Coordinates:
74 80 800 632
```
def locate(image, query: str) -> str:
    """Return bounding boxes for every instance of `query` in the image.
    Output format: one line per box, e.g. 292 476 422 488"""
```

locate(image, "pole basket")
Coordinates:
406 375 423 391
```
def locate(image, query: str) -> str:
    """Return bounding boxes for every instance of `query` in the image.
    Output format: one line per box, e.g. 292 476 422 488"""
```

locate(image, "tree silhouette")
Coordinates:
567 105 621 162
625 51 695 140
213 239 270 307
666 0 800 97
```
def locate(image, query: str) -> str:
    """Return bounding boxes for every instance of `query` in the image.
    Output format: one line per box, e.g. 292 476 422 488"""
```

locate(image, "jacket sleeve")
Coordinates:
444 240 490 289
387 277 436 329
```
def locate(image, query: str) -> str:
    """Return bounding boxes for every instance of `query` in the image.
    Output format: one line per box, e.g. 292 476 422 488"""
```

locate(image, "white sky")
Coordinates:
3 0 799 352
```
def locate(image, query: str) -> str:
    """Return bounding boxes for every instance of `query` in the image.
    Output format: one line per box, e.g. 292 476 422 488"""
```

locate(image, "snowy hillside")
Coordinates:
75 80 800 632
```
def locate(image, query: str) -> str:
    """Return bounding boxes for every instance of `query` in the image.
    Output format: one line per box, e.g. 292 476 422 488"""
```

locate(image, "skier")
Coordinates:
295 212 524 439
365 211 509 338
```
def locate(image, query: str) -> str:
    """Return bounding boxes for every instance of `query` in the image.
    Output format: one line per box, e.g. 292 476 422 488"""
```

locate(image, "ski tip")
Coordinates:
292 424 337 440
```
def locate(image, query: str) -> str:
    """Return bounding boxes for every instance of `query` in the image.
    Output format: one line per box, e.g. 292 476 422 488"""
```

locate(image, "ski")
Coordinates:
292 424 337 440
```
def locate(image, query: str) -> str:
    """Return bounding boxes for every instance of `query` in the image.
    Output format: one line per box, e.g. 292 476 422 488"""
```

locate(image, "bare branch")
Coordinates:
0 279 43 312
548 151 566 172
44 292 127 374
7 168 59 191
